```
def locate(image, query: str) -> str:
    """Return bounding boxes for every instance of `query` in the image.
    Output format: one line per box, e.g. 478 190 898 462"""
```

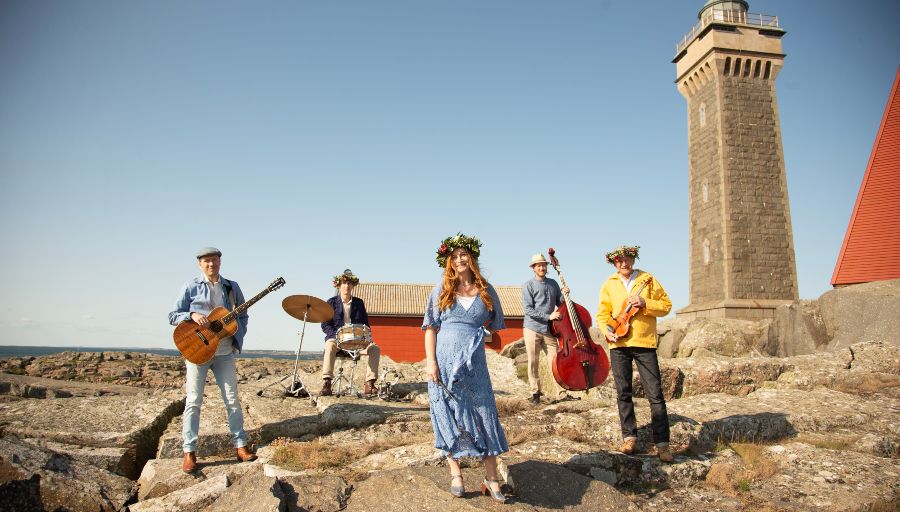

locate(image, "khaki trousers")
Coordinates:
322 340 380 382
524 328 564 398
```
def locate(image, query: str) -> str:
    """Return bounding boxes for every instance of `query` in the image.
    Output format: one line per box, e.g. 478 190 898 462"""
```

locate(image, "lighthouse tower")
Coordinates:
673 0 799 320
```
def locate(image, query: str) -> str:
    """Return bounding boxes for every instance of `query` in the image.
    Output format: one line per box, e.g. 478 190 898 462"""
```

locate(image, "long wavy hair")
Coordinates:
438 249 493 312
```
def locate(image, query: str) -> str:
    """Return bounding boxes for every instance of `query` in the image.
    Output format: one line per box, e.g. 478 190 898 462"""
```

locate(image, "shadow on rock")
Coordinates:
691 412 797 452
506 460 597 508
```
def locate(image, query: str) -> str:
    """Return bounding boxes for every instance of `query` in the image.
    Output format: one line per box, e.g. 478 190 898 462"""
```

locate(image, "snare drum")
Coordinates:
336 324 372 351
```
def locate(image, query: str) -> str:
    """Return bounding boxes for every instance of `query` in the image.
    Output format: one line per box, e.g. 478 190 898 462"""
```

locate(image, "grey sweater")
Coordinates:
521 277 562 334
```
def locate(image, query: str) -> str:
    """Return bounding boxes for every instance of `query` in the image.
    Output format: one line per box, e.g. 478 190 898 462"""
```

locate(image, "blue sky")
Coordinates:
1 1 898 352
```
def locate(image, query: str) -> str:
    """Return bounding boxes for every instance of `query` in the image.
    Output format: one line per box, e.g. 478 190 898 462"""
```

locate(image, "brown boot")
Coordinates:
363 379 376 396
619 437 637 455
182 452 197 473
236 446 257 462
657 445 674 463
320 379 332 396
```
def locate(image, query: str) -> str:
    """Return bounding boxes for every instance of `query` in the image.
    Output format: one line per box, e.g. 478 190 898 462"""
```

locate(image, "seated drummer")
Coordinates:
320 269 381 396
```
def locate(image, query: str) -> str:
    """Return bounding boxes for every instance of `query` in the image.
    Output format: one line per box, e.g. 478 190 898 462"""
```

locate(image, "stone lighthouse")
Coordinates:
673 0 799 320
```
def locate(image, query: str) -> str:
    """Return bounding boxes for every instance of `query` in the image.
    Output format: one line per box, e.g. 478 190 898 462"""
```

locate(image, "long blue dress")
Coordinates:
422 283 509 459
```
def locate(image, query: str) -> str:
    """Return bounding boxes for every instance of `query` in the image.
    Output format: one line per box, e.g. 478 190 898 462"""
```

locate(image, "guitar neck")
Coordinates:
223 288 271 323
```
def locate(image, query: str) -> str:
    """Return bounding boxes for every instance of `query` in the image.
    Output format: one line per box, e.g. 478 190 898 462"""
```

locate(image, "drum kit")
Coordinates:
271 294 376 399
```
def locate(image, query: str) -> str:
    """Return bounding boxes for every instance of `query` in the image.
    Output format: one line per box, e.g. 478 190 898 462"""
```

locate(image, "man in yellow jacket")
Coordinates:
596 245 674 463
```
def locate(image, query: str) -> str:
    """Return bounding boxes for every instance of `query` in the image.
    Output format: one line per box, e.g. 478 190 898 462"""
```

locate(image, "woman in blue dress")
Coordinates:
423 233 509 503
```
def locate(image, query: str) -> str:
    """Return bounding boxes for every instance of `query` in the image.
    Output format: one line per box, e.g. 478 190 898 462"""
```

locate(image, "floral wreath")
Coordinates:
605 245 640 264
436 233 482 268
332 269 360 287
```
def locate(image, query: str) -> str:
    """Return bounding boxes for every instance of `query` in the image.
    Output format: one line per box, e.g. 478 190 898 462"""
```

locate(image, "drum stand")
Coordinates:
333 349 361 397
285 309 312 398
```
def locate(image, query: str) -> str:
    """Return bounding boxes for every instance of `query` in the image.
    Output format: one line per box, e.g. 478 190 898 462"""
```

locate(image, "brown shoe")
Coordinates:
363 379 376 396
236 446 257 462
182 452 197 473
619 437 637 454
320 379 333 396
657 445 674 463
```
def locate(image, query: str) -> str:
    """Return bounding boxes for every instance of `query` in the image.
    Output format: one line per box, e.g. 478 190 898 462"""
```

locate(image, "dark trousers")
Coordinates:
610 347 670 445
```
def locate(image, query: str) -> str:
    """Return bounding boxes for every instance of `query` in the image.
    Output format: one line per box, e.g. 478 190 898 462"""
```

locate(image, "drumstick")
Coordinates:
436 379 458 402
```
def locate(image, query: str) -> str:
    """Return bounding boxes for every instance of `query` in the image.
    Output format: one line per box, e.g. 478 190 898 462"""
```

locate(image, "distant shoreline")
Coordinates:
0 345 320 361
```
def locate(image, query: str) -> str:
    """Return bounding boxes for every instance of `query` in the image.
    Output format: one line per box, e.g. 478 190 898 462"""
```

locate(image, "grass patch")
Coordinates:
705 462 740 492
505 426 542 446
864 498 900 512
495 397 530 417
271 439 354 471
705 439 780 494
515 363 528 383
541 402 586 415
270 433 431 472
714 438 730 452
794 433 857 452
555 425 594 444
731 442 780 480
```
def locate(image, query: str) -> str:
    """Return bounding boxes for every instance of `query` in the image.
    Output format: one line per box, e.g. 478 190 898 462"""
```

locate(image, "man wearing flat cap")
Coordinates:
521 253 573 404
168 247 257 473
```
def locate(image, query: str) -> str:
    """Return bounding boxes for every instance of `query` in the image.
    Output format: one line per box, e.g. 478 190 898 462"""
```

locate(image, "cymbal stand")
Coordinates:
286 308 311 398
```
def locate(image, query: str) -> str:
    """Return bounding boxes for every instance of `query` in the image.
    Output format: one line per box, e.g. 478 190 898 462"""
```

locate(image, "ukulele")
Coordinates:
605 274 653 338
173 277 285 364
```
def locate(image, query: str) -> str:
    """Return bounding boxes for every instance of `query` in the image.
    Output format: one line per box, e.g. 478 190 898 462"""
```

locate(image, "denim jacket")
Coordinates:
168 276 248 352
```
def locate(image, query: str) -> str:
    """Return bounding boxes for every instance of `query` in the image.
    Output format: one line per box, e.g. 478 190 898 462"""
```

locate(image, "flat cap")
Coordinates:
196 247 222 259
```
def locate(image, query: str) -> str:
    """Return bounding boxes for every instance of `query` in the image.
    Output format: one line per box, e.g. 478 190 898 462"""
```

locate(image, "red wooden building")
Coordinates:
832 67 900 286
353 282 524 363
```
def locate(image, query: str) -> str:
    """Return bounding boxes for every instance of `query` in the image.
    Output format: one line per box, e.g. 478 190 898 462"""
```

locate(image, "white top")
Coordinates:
206 278 235 356
456 294 476 311
618 272 638 294
342 298 352 325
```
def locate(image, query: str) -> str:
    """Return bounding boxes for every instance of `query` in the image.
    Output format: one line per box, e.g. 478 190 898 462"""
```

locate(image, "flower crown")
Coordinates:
605 245 640 264
436 233 482 268
332 269 360 287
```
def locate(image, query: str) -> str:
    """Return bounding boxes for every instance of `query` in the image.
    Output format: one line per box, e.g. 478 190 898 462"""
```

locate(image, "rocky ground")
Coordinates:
0 280 898 511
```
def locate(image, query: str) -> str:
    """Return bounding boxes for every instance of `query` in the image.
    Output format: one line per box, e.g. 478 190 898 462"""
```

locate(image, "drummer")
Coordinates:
320 269 381 396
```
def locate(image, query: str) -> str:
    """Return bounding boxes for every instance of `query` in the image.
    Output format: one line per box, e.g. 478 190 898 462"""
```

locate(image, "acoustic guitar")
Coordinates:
173 277 285 364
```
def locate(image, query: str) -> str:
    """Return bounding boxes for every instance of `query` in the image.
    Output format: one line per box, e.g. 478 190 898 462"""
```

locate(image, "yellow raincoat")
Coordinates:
595 270 671 349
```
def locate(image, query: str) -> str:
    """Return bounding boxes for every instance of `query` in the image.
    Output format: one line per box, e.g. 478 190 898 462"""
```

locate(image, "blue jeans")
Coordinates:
182 353 247 453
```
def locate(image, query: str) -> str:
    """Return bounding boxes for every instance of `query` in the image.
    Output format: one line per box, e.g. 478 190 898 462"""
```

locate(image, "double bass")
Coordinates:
548 248 610 390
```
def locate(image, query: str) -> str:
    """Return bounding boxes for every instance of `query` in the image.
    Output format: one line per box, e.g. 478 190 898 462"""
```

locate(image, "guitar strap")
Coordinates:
223 280 236 311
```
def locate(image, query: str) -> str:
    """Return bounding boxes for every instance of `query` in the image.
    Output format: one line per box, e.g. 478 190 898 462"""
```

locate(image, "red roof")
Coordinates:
832 67 900 286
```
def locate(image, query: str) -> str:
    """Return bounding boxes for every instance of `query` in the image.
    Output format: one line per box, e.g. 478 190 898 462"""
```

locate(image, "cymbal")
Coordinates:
282 295 333 323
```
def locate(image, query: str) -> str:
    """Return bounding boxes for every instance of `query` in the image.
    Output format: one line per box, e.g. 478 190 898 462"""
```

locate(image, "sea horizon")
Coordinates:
0 345 320 360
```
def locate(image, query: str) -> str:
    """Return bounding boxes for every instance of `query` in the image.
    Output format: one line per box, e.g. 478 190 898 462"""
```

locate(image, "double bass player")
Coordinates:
521 253 577 404
596 245 674 463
